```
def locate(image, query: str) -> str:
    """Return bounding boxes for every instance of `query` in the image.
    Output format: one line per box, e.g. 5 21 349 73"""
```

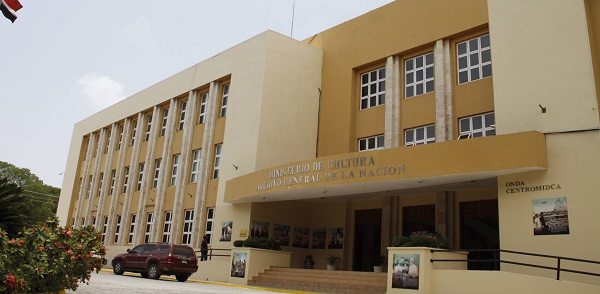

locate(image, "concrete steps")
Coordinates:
248 267 387 293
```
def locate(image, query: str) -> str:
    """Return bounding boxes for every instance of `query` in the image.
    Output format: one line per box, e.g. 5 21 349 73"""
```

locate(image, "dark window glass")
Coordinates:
416 56 423 68
362 74 368 84
426 53 433 65
379 94 385 105
426 67 434 79
481 35 490 48
405 130 414 142
361 99 368 109
377 137 384 148
469 39 478 51
458 42 467 55
361 86 368 97
379 68 385 78
470 53 479 66
406 72 414 84
470 68 480 80
416 84 423 95
481 50 491 63
370 71 377 82
460 118 470 132
406 59 414 71
173 246 195 257
416 69 423 82
368 138 376 149
459 71 469 84
206 222 212 231
473 116 483 129
406 87 414 98
416 128 425 140
426 81 434 93
427 125 435 137
459 57 468 69
482 64 492 78
359 139 366 151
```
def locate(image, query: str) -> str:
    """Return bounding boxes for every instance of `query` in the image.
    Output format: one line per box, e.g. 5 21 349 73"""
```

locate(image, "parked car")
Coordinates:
111 242 198 282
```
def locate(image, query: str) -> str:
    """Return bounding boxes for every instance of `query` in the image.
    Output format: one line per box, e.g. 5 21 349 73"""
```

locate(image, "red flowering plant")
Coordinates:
392 231 449 249
0 217 106 293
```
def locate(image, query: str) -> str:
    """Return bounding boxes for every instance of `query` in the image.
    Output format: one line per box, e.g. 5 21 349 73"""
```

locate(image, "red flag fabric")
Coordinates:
0 0 20 23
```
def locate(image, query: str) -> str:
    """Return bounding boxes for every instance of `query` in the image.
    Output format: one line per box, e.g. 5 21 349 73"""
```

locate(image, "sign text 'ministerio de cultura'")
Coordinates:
256 155 406 191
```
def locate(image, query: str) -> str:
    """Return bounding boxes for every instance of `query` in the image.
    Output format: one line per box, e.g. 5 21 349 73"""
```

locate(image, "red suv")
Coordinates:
111 243 198 282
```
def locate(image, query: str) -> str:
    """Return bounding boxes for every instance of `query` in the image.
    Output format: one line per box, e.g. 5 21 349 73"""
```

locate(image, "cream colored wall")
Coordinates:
498 132 600 286
488 0 599 135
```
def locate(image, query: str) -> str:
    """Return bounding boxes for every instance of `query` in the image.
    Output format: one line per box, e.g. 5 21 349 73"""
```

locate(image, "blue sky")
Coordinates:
0 1 393 188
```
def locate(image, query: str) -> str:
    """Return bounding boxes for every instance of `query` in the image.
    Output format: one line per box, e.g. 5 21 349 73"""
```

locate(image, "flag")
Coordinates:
1 0 23 23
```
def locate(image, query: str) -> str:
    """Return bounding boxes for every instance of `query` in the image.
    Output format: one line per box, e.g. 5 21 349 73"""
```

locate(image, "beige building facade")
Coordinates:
58 0 600 289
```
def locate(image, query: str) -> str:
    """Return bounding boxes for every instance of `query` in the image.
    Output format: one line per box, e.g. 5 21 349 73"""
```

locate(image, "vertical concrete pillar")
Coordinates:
95 124 119 244
74 132 97 228
385 56 401 148
85 129 107 227
436 191 455 249
107 118 132 244
435 39 455 142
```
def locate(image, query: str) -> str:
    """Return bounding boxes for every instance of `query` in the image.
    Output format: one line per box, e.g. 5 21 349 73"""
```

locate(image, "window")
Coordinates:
405 125 435 146
171 154 180 186
162 211 173 243
98 173 104 197
86 175 92 198
101 216 108 242
220 85 229 117
92 217 97 227
114 215 122 243
152 159 161 189
94 135 99 158
128 214 136 244
358 135 384 152
130 120 137 146
405 52 434 98
198 93 208 124
81 217 85 227
105 130 111 154
213 144 222 179
117 125 123 150
457 34 492 84
122 166 129 194
360 67 385 110
160 108 169 136
144 213 154 243
137 163 144 191
458 112 495 139
145 115 152 141
205 207 215 244
179 101 187 130
182 210 194 245
190 149 201 183
110 170 116 195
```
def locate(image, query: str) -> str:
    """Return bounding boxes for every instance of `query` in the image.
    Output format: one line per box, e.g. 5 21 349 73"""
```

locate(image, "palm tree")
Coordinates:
0 177 31 236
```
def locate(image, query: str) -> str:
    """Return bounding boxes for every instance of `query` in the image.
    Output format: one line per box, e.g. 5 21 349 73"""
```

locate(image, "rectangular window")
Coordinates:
458 112 495 139
162 211 173 243
358 135 384 152
457 34 492 84
92 217 97 227
122 166 129 194
105 131 111 154
190 149 201 183
153 159 161 189
171 154 180 186
213 144 222 179
144 213 154 243
160 108 169 136
114 215 122 243
102 216 108 243
128 214 136 244
145 115 152 141
360 67 385 110
220 85 229 117
117 125 123 150
198 93 208 124
86 175 92 198
405 125 436 146
110 170 116 195
405 52 434 98
98 173 104 197
205 207 215 244
182 210 194 245
130 120 137 146
81 217 85 227
137 163 144 191
179 101 187 130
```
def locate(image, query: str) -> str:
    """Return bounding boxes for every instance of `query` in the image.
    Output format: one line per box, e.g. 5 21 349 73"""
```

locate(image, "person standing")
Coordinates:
200 235 209 261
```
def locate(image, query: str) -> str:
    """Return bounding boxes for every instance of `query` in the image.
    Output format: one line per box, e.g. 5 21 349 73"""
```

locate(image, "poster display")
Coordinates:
392 254 420 290
231 252 247 278
219 221 233 241
273 224 290 246
250 221 269 238
328 227 344 249
293 226 309 248
312 228 326 249
532 197 569 235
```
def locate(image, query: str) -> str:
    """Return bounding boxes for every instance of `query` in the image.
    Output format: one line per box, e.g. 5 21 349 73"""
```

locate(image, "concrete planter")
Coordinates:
228 247 292 285
386 247 467 294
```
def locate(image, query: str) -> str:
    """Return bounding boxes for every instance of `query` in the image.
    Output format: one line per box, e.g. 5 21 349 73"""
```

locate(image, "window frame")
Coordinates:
160 108 169 136
137 163 144 191
205 207 215 244
110 170 116 195
405 52 434 98
144 213 154 243
182 210 194 245
358 135 385 152
457 34 492 84
128 214 136 244
171 154 180 186
145 114 152 141
130 120 137 146
198 93 208 124
179 100 187 131
359 67 386 110
405 124 436 146
190 149 201 183
162 211 173 243
213 144 222 179
122 166 129 194
152 159 161 189
114 215 122 243
220 84 230 117
458 112 496 139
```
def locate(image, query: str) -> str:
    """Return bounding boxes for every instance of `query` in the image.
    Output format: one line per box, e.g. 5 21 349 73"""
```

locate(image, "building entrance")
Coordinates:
353 209 382 272
460 199 500 270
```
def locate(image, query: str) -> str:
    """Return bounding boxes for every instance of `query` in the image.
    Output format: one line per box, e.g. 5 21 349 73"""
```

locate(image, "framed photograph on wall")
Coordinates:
250 221 269 238
312 228 326 249
328 227 344 249
273 224 290 246
532 197 569 235
220 221 233 241
293 226 309 248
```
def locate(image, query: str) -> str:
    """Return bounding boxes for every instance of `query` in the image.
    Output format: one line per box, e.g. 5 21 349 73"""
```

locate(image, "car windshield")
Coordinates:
173 246 195 257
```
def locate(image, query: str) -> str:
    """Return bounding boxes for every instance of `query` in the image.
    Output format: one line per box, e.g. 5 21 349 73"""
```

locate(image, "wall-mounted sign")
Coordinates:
533 197 569 235
392 254 420 290
505 180 561 194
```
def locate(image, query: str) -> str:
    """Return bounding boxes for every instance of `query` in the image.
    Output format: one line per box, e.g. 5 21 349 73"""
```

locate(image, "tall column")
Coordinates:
85 129 108 227
436 191 455 248
435 39 454 142
384 56 401 148
118 114 145 246
95 124 119 243
192 81 220 248
151 99 179 242
107 118 133 245
134 107 161 245
74 132 97 228
172 91 199 245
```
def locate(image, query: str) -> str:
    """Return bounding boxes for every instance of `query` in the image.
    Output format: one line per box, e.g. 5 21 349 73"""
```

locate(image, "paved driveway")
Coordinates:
66 270 303 294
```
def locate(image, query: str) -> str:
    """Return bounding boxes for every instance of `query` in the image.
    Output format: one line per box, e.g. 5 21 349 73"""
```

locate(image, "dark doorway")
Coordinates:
353 209 382 272
402 205 435 236
460 200 500 270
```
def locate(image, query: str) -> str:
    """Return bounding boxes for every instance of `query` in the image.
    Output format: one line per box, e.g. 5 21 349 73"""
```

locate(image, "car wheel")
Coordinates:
113 261 124 275
140 272 148 278
175 274 189 282
147 263 161 279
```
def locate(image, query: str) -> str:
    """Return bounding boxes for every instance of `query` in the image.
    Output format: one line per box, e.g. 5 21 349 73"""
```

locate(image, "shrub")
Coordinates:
392 231 448 249
241 237 281 251
233 240 244 247
0 218 106 293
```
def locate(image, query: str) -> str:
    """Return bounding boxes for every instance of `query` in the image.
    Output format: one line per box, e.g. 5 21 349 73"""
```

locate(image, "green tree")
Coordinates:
0 178 32 237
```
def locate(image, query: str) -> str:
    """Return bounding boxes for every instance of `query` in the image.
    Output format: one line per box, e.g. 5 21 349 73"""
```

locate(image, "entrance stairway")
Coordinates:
248 267 387 293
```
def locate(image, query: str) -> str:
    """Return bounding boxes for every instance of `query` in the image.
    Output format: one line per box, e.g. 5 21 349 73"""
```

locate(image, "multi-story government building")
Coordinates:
58 0 600 291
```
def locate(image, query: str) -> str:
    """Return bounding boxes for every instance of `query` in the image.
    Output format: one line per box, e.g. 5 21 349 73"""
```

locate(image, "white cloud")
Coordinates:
123 15 150 38
77 73 126 110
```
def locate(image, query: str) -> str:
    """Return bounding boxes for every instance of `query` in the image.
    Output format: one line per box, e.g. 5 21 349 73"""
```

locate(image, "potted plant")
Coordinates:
325 255 340 270
0 218 106 293
372 253 387 272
